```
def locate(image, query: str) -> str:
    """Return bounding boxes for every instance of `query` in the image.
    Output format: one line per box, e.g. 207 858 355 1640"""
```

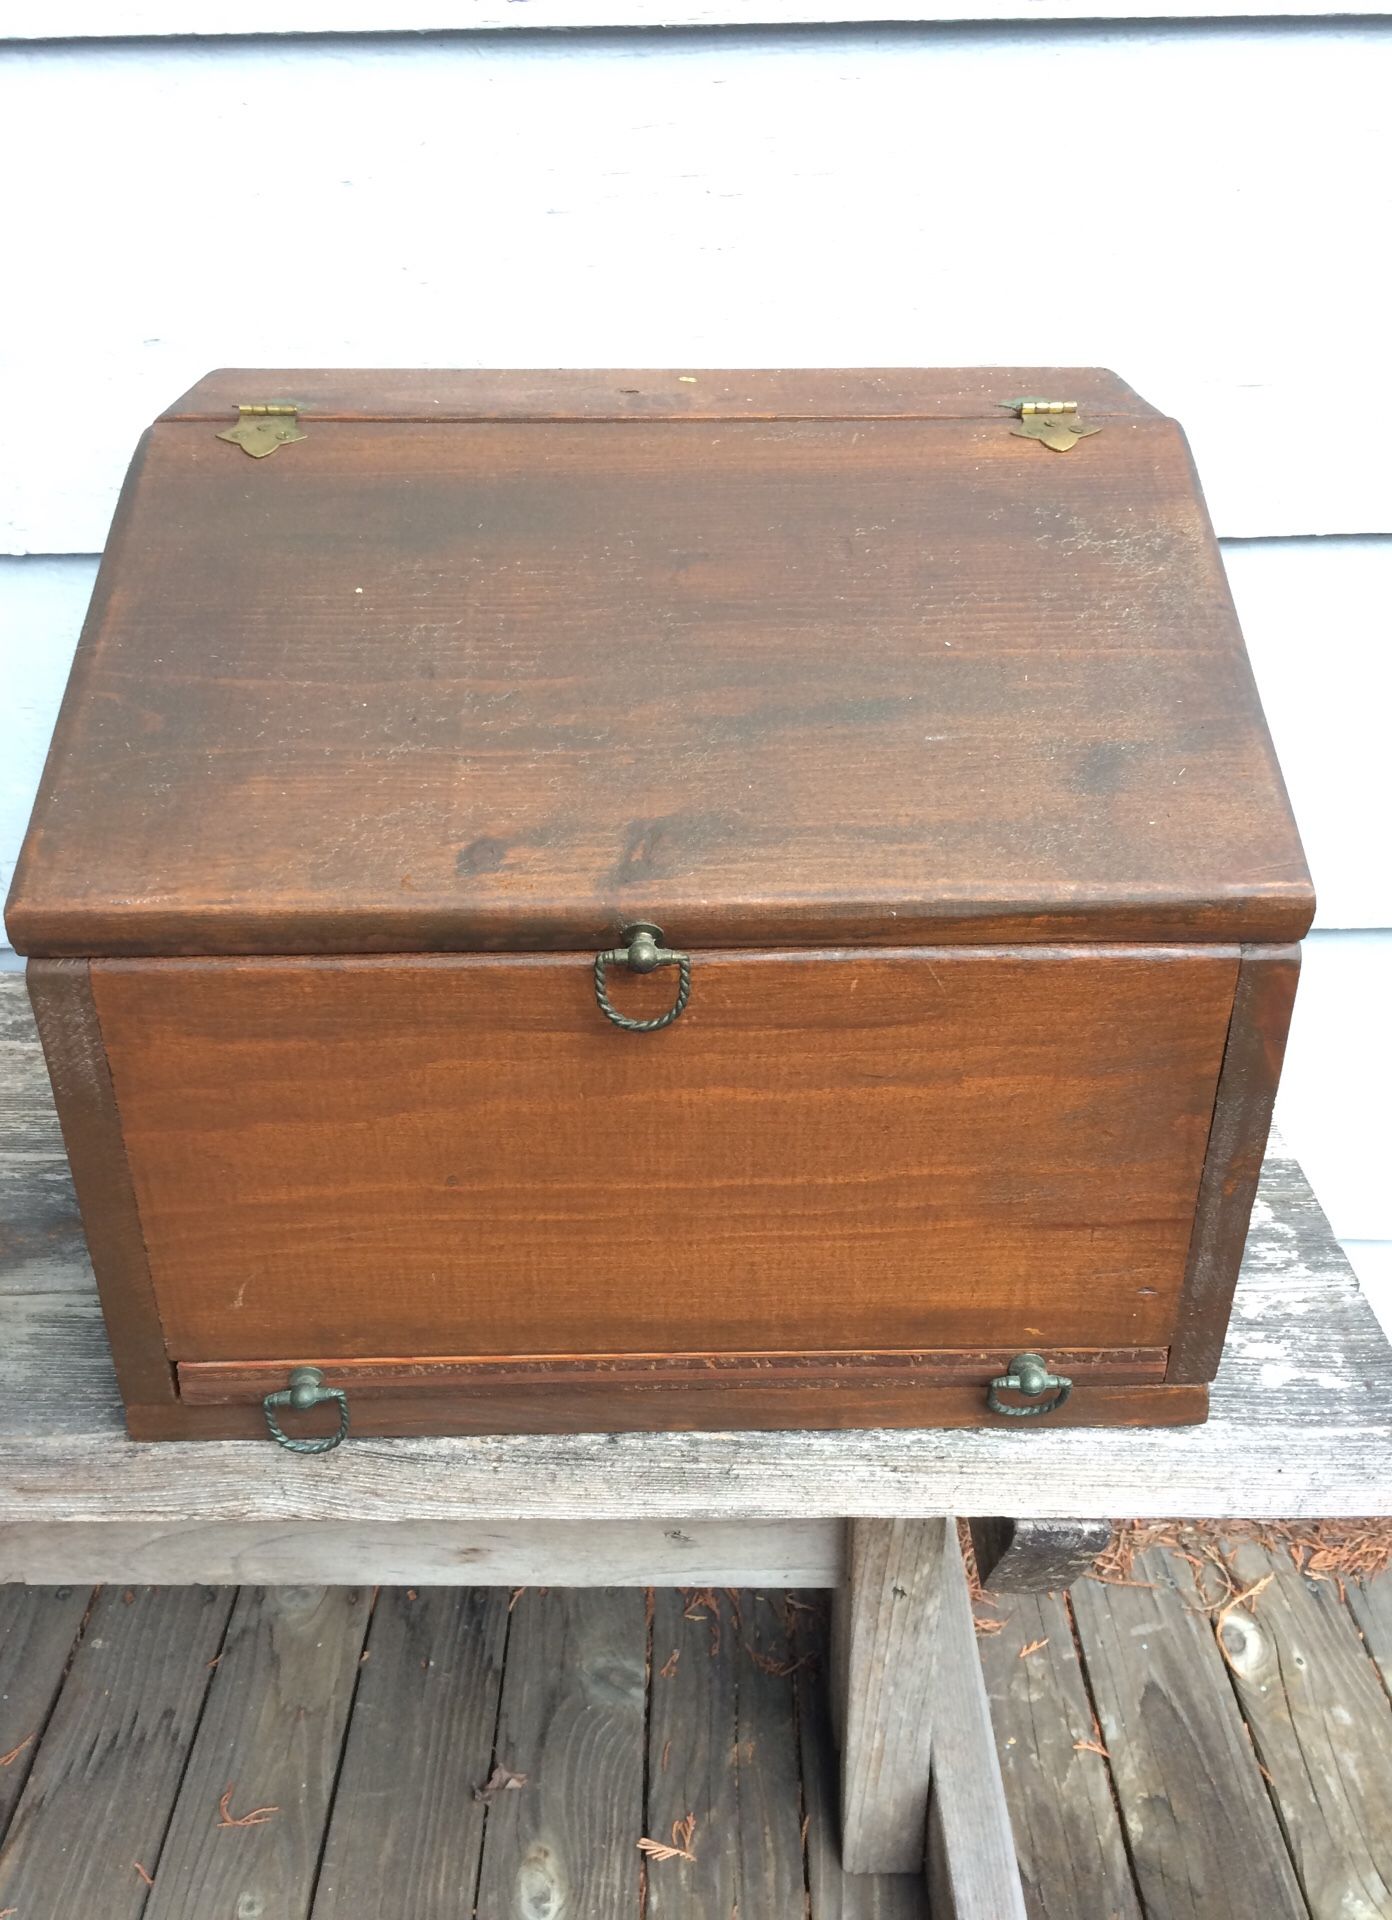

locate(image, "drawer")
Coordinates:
90 945 1239 1386
173 1346 1201 1436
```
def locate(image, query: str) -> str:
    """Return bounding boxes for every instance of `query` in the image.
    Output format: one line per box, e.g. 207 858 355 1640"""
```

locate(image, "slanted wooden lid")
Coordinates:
6 369 1311 957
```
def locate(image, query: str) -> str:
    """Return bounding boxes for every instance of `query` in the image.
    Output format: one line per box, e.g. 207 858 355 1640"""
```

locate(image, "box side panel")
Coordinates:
91 946 1239 1370
24 958 176 1417
1168 944 1302 1382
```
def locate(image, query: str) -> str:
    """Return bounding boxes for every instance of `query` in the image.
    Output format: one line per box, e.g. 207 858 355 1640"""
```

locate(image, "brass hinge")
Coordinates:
1001 398 1101 454
217 403 307 459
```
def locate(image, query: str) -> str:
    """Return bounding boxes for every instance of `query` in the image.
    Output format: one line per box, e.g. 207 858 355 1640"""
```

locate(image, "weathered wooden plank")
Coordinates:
314 1588 507 1919
735 1592 806 1913
143 1586 371 1920
645 1587 740 1920
1211 1541 1392 1916
976 1591 1142 1920
796 1601 925 1920
923 1530 1027 1920
1071 1548 1307 1918
0 1516 844 1588
834 1518 948 1873
967 1519 1110 1594
1347 1568 1392 1698
473 1589 646 1918
0 1584 233 1915
0 1582 92 1840
0 972 88 1296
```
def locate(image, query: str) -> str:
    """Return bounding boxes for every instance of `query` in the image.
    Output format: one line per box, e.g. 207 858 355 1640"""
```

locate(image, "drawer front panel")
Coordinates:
173 1347 1187 1437
91 946 1239 1364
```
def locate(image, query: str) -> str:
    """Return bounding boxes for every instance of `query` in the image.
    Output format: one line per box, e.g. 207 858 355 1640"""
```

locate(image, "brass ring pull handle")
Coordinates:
263 1366 350 1453
594 923 692 1033
986 1352 1073 1419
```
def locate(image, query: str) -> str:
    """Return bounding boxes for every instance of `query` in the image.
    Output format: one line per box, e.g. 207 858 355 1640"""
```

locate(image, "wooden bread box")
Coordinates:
5 368 1313 1446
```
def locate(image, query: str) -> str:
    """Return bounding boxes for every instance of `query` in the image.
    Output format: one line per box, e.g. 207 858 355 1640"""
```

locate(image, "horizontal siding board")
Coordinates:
2 26 1391 550
1274 930 1392 1247
7 3 1392 35
0 559 101 905
1222 538 1392 932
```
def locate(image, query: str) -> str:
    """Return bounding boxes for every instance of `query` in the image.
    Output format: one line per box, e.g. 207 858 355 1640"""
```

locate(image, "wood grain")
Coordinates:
645 1588 740 1920
174 1348 1177 1439
179 1348 1170 1400
1347 1570 1392 1698
796 1602 925 1920
7 399 1311 957
1 1046 1388 1526
834 1519 948 1873
734 1593 806 1912
0 1584 92 1841
1170 943 1302 1381
0 1585 234 1918
1070 1547 1307 1918
165 366 1163 422
473 1589 646 1919
975 1591 1142 1920
923 1525 1027 1919
967 1518 1111 1593
0 1517 844 1588
143 1585 371 1920
0 971 84 1296
24 959 175 1410
91 947 1236 1366
1209 1540 1392 1916
314 1588 508 1920
129 1379 1210 1439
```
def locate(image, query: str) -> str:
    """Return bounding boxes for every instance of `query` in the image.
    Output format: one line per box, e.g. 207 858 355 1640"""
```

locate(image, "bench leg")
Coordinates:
968 1516 1111 1592
832 1517 949 1872
924 1516 1028 1917
833 1516 1028 1915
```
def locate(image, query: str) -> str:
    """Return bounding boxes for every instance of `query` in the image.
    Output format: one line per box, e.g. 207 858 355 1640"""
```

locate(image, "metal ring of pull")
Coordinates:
986 1352 1073 1419
594 923 692 1033
263 1366 350 1453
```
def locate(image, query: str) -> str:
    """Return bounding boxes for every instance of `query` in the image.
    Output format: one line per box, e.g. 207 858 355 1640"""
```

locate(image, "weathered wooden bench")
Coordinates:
3 974 1390 1915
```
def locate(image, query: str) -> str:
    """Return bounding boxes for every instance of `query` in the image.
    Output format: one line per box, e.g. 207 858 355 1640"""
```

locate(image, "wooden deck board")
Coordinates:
1070 1547 1309 1919
1208 1542 1392 1918
472 1588 648 1919
0 1583 91 1839
797 1604 926 1920
0 1585 234 1917
645 1587 741 1920
143 1586 371 1920
975 1590 1142 1920
313 1587 509 1919
1346 1567 1392 1700
2 1572 1392 1914
734 1591 806 1916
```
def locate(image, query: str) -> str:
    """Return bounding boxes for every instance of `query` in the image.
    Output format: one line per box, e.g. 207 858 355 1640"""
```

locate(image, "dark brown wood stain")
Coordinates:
8 377 1310 958
4 369 1311 1441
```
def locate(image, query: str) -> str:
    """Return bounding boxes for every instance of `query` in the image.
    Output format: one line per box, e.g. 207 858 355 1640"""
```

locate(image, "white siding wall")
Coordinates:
2 20 1388 1322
